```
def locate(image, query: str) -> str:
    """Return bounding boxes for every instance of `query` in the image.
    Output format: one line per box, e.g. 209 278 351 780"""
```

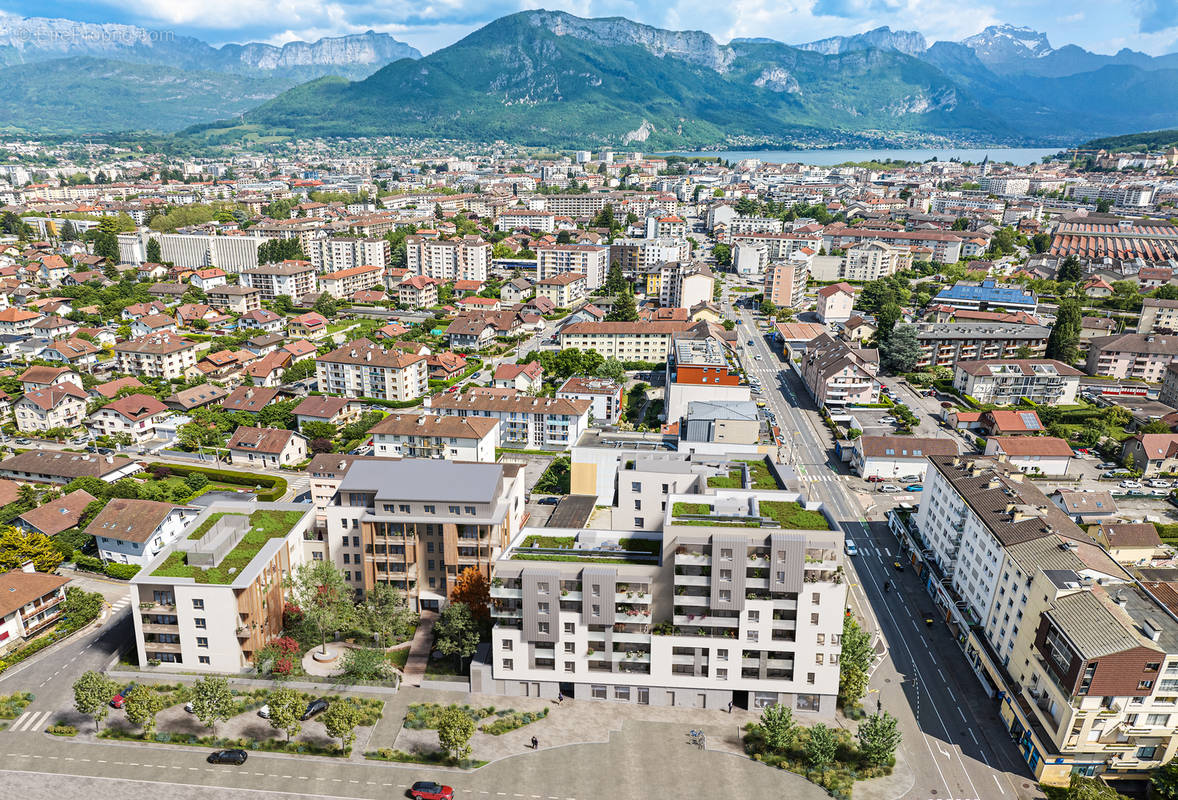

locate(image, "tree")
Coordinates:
313 293 338 319
122 685 166 735
1096 198 1113 214
266 686 302 741
759 299 776 316
285 560 357 655
594 358 627 384
436 704 476 762
605 289 638 322
184 471 209 492
603 263 628 296
60 220 78 241
759 703 796 752
1065 774 1128 800
273 294 295 314
712 243 731 267
839 615 873 708
449 567 490 620
358 581 414 644
145 238 161 263
301 421 338 441
322 698 364 753
433 601 481 671
73 670 116 732
1152 759 1178 799
857 711 901 767
0 525 64 572
1045 299 1081 364
189 675 234 736
878 325 921 375
805 723 837 770
1057 255 1083 283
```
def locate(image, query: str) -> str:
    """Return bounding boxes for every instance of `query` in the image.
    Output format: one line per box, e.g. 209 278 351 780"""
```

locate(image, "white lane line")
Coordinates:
992 775 1006 794
958 706 968 723
968 729 980 746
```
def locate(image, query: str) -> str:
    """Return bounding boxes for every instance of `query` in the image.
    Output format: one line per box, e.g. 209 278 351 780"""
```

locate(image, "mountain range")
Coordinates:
0 12 420 133
4 11 1178 147
219 13 1178 149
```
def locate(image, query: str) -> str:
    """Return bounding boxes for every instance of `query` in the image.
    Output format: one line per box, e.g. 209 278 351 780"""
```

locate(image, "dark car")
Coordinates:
110 683 135 708
537 496 561 505
208 749 248 765
409 782 455 800
747 340 755 346
301 698 329 720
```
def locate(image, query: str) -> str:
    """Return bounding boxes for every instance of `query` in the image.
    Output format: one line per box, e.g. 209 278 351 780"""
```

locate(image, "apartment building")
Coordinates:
496 210 556 233
206 285 262 314
129 502 313 672
557 377 623 425
1086 334 1178 381
660 263 715 310
815 283 855 324
763 260 808 309
1139 299 1178 335
369 413 499 462
405 236 492 282
425 390 591 450
15 382 87 432
324 460 525 609
0 564 70 656
239 260 318 301
318 264 384 299
309 236 390 273
664 334 750 421
114 332 199 379
954 360 1082 406
840 241 912 281
909 323 1050 369
611 238 690 273
1160 364 1178 408
899 455 1178 785
88 498 200 567
227 426 308 468
480 488 846 714
821 226 964 264
559 321 695 361
798 333 880 409
398 275 440 308
849 436 958 480
732 242 769 277
87 393 171 444
644 214 687 239
934 280 1039 315
536 244 609 290
533 273 585 308
315 338 429 401
729 232 822 262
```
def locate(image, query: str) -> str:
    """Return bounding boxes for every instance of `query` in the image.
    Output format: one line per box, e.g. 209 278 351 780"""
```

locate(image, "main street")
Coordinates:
735 300 1044 800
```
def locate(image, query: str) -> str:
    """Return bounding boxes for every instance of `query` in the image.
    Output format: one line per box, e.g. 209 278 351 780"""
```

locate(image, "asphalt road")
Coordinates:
736 303 1045 800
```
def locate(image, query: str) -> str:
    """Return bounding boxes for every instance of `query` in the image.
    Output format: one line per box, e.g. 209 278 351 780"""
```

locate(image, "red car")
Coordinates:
866 475 884 483
410 782 454 800
110 684 135 708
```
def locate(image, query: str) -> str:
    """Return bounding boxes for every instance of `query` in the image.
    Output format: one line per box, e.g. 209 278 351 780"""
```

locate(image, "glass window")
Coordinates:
591 685 607 699
502 640 512 651
194 617 206 629
192 599 204 609
615 687 630 700
196 637 208 648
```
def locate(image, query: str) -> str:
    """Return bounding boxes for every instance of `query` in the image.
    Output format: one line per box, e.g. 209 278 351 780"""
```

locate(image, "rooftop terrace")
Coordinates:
151 508 307 584
506 529 661 565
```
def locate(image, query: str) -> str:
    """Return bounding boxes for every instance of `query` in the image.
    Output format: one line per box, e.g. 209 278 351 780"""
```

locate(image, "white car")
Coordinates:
844 540 859 556
1119 480 1143 489
257 704 270 718
1148 479 1172 489
878 485 902 493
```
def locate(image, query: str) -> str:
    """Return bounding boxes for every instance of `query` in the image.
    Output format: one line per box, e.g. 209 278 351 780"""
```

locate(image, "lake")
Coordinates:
660 147 1063 166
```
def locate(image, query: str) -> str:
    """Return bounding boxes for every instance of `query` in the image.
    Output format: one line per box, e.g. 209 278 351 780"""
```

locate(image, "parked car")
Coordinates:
1101 471 1124 479
1148 480 1172 489
300 698 329 720
878 417 896 424
110 684 135 708
844 540 859 556
1119 480 1143 489
904 484 924 492
1098 462 1119 470
410 782 455 800
14 437 30 445
866 475 884 483
537 496 560 506
184 701 194 713
900 474 921 482
207 749 248 765
878 485 902 493
257 704 270 718
747 340 755 346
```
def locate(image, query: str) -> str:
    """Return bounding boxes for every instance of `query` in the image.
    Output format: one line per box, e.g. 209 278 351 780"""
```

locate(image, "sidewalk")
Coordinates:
400 610 437 687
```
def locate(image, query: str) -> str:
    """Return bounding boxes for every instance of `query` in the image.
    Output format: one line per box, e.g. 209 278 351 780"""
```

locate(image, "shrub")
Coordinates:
104 563 141 580
269 636 300 655
0 691 34 719
47 724 77 736
480 708 548 735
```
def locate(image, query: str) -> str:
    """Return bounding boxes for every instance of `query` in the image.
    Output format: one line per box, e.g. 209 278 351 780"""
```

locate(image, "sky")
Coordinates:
0 0 1175 57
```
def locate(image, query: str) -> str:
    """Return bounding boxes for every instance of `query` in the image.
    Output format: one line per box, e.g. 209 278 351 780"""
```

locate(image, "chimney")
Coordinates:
20 560 35 573
1144 618 1163 642
1115 591 1128 609
1008 472 1023 483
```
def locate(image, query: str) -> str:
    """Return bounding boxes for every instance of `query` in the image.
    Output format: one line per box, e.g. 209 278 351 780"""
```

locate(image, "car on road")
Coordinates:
537 496 560 505
904 484 924 492
844 540 858 556
753 354 763 361
14 437 29 445
207 749 248 765
409 782 455 800
110 684 135 708
735 319 742 325
892 560 905 572
747 340 755 346
301 698 329 720
878 416 896 424
755 400 767 408
1119 480 1143 489
877 485 902 493
866 475 884 482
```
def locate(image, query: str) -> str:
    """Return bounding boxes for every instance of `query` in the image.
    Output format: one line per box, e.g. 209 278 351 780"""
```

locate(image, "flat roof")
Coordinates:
338 459 504 504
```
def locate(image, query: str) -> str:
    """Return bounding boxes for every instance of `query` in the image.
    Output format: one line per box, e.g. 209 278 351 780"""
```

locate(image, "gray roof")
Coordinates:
338 459 504 504
686 400 759 422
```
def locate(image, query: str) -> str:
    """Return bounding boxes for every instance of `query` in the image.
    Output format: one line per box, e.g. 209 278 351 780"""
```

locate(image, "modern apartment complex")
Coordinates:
323 460 525 609
309 236 390 273
318 264 384 299
369 413 499 462
1085 334 1178 381
559 321 694 361
536 244 609 290
113 332 199 379
405 236 492 282
240 260 319 301
478 488 846 713
953 360 1082 406
840 241 913 281
763 260 808 308
424 390 592 450
315 338 429 401
798 334 880 409
908 323 1051 369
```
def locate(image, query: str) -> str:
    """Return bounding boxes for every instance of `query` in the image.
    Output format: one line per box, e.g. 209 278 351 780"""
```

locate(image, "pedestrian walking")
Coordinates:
556 691 563 704
531 736 538 750
727 701 733 714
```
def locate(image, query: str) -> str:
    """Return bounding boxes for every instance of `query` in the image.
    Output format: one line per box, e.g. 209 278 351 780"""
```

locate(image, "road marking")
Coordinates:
968 729 979 746
993 775 1007 793
957 706 968 723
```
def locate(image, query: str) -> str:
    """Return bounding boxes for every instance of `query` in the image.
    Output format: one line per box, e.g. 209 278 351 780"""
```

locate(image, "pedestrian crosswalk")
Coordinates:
110 597 129 613
6 710 52 733
798 473 855 483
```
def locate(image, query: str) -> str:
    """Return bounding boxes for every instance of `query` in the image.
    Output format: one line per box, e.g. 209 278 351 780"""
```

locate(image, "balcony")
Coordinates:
615 591 651 605
674 614 739 628
674 594 709 606
490 586 522 599
144 641 182 654
140 622 179 635
675 552 710 566
493 608 522 619
138 601 176 614
674 574 709 587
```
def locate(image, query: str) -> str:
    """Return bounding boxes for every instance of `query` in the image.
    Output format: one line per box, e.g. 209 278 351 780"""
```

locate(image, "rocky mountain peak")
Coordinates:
961 24 1053 62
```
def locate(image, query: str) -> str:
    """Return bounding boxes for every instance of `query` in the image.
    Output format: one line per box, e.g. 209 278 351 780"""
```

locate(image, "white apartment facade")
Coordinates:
405 236 492 282
536 245 609 290
318 263 384 299
559 321 694 361
369 413 499 462
113 333 199 380
239 261 319 301
425 391 592 450
315 338 429 401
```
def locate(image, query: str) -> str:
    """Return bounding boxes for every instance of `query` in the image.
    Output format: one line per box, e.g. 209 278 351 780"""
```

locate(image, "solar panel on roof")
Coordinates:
1019 412 1041 430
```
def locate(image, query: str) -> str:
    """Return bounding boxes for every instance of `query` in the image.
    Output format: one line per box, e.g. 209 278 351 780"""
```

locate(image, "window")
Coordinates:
191 599 204 610
564 622 575 634
816 653 824 665
564 662 575 673
464 506 476 515
717 649 728 660
502 640 512 651
423 505 435 514
631 482 641 492
720 548 733 560
564 642 575 654
1139 746 1159 760
538 622 549 635
449 505 461 515
748 610 759 622
502 659 514 670
811 592 820 604
591 685 607 699
1147 662 1162 672
638 688 649 705
816 633 825 645
1139 680 1154 690
537 581 549 594
1147 714 1170 727
719 590 731 602
538 602 550 615
615 687 630 700
720 569 732 580
196 637 208 648
746 630 758 642
634 518 644 528
811 613 820 625
807 672 815 684
426 542 434 553
343 553 350 564
194 617 206 629
398 504 410 513
198 656 210 664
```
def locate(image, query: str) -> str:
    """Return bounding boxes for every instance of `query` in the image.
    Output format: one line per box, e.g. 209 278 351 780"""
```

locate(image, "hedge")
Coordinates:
308 391 422 410
146 462 287 502
72 552 140 580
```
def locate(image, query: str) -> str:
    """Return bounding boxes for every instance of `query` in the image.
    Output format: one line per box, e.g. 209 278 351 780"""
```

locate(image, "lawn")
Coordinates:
187 511 231 540
152 509 306 583
707 468 743 489
760 501 832 530
672 502 713 517
520 534 575 549
739 459 780 490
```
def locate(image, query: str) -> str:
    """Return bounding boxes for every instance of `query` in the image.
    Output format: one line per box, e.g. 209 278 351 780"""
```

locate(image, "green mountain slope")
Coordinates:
1082 129 1178 152
232 11 1013 148
0 57 297 134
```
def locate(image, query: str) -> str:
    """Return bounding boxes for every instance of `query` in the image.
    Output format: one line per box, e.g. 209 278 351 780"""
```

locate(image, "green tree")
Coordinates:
322 698 364 753
122 685 166 735
839 615 873 708
712 243 731 267
603 263 628 296
285 560 357 656
1096 198 1113 214
879 325 921 375
145 238 161 263
1151 759 1178 799
1046 299 1082 364
433 601 480 671
313 293 338 319
805 723 837 770
0 525 64 572
605 289 639 322
301 421 338 441
1031 232 1051 253
759 703 796 752
272 294 295 314
72 670 117 732
1057 255 1083 283
594 358 627 385
358 581 414 645
857 711 901 767
189 675 234 736
266 686 302 741
1065 774 1128 799
436 704 476 761
184 472 209 492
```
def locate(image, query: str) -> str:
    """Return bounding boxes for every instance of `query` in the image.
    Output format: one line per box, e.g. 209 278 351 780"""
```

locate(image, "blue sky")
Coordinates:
0 0 1174 56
